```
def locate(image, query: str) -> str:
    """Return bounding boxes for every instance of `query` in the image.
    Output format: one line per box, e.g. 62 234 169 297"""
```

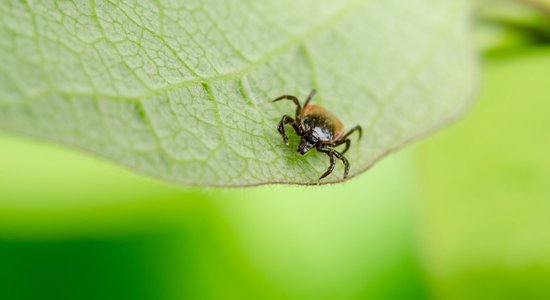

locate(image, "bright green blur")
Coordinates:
0 132 426 299
1 44 550 300
415 47 550 299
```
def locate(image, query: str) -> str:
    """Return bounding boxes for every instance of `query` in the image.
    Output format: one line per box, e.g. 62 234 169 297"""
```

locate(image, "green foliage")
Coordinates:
415 47 550 299
0 0 477 185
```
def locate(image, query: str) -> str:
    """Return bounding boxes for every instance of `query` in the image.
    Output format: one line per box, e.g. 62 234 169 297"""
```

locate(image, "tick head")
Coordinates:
298 137 315 155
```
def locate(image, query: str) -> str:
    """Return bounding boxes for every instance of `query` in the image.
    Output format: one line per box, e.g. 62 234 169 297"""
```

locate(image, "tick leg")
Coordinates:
277 115 300 145
324 125 361 155
272 95 301 119
333 150 350 178
342 125 362 141
321 138 351 155
339 139 351 155
317 146 336 180
299 89 317 119
302 89 317 109
317 146 349 180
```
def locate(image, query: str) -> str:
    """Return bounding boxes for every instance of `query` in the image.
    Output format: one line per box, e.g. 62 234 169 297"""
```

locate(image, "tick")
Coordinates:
272 89 362 180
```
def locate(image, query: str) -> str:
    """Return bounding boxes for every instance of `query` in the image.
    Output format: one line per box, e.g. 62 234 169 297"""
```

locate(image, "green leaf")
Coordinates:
0 0 477 186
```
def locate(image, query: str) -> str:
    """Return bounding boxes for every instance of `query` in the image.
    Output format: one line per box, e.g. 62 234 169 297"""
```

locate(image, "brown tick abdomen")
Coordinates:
302 104 344 141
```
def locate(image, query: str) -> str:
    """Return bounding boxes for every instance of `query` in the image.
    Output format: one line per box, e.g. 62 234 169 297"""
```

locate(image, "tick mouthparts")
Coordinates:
297 140 313 155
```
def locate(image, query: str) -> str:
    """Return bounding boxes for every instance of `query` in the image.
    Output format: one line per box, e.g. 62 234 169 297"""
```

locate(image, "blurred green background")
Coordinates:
1 4 550 300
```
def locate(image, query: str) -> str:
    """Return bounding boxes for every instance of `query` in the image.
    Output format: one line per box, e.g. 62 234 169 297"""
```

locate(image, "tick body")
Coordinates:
272 89 362 180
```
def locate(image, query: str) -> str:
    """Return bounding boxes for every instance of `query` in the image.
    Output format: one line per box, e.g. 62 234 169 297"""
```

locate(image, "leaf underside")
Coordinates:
0 0 477 186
